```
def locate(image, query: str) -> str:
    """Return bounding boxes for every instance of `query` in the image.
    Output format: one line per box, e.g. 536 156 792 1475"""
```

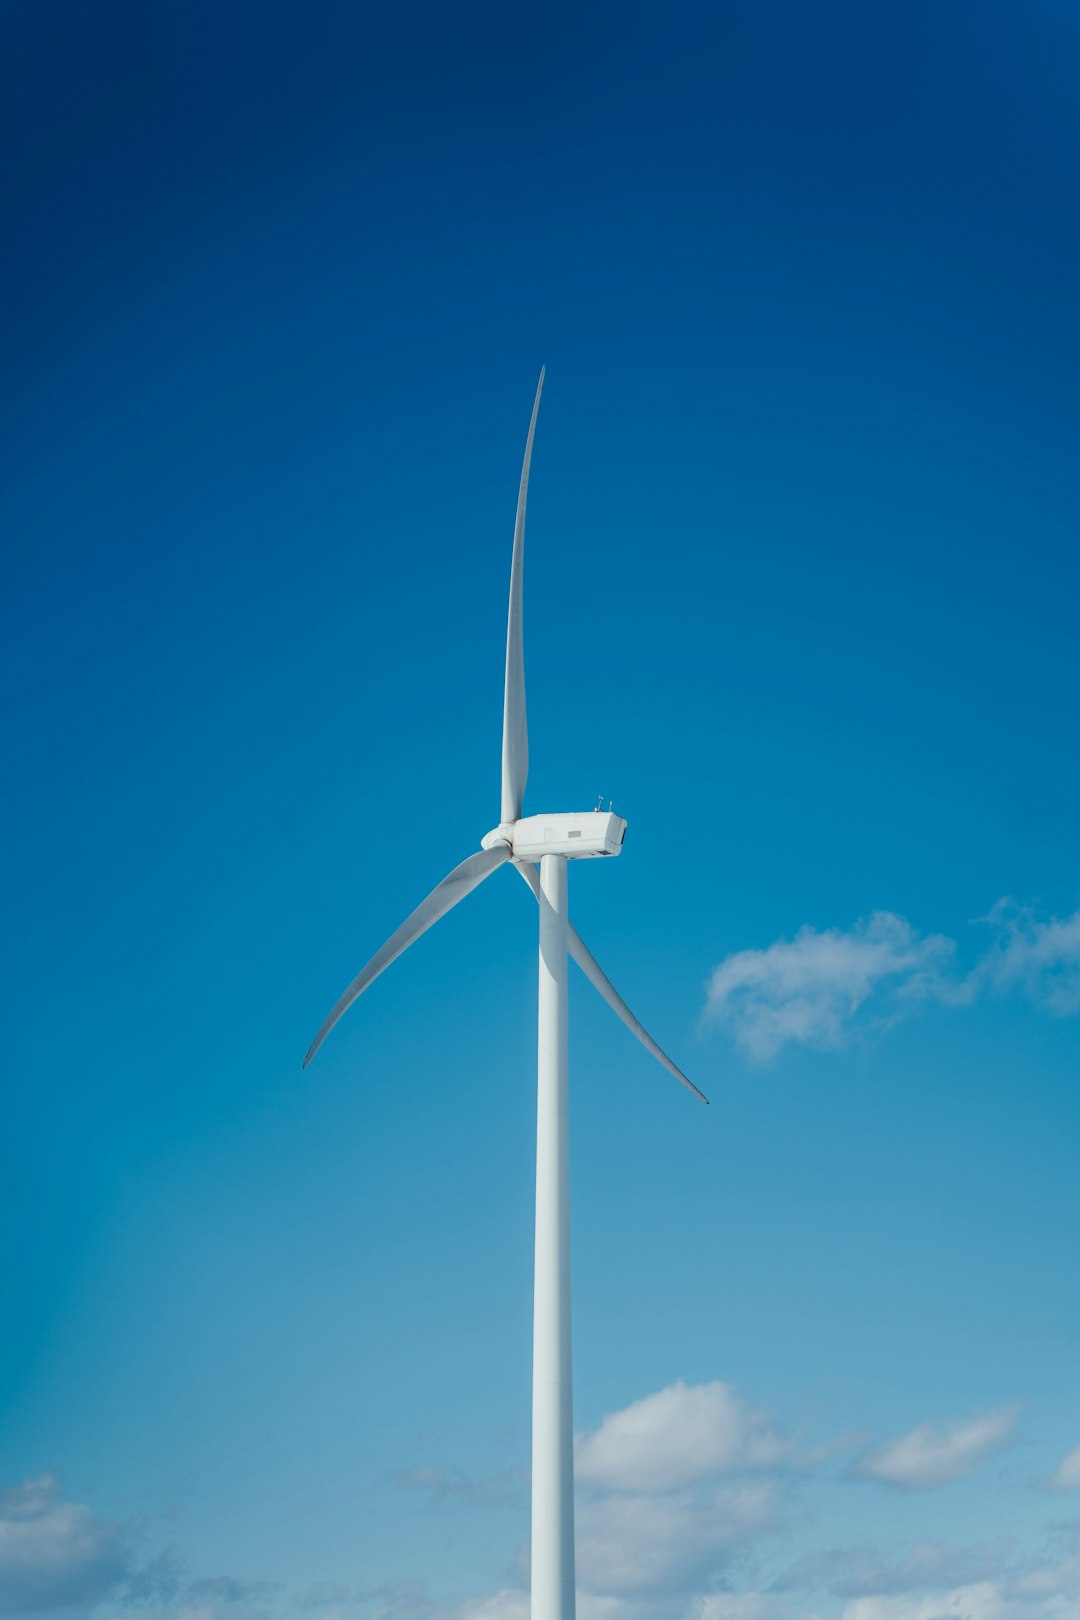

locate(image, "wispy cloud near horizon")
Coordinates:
6 1378 1057 1620
0 1474 136 1619
1048 1445 1080 1491
849 1406 1019 1490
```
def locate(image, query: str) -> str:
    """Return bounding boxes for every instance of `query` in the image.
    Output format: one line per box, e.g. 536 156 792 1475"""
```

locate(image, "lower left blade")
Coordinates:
303 841 512 1066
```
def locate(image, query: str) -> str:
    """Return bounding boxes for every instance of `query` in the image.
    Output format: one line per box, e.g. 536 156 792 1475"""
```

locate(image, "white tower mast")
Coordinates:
533 852 575 1620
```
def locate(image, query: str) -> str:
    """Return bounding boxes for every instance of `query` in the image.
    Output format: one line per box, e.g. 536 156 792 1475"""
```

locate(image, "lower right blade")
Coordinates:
515 863 708 1103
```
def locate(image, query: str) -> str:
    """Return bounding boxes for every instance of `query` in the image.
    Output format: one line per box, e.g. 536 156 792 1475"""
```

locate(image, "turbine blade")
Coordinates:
515 864 708 1104
501 368 544 824
305 842 513 1066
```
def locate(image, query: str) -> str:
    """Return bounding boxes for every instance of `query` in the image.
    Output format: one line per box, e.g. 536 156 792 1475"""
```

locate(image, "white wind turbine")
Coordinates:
304 369 707 1620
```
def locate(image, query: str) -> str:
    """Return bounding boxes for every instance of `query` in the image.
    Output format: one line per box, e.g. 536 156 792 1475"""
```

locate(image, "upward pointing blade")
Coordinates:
304 842 513 1067
501 368 544 824
515 864 709 1104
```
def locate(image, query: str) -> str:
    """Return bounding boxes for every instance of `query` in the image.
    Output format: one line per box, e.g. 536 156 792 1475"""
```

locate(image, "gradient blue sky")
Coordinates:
3 5 1079 1620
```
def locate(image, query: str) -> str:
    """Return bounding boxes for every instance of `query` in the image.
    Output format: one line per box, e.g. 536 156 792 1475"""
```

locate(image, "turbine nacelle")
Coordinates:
482 811 627 861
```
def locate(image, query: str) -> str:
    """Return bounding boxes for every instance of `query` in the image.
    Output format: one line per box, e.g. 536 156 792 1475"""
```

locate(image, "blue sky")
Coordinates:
2 4 1079 1620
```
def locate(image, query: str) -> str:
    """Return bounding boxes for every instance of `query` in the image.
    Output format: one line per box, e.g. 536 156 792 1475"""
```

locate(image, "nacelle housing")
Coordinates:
511 810 627 860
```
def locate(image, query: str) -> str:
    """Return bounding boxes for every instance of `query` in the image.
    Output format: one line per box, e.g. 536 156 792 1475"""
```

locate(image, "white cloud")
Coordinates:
167 1576 279 1620
688 1594 787 1620
1050 1448 1080 1491
703 912 962 1061
982 901 1080 1015
455 1590 633 1620
851 1407 1018 1489
576 1382 789 1493
168 1605 273 1620
829 1565 1080 1620
455 1590 530 1620
778 1540 1015 1596
358 1580 440 1620
0 1474 284 1620
1011 1558 1080 1598
836 1580 1006 1620
0 1474 134 1620
569 1383 788 1600
446 1568 1080 1620
703 897 1080 1061
577 1483 777 1594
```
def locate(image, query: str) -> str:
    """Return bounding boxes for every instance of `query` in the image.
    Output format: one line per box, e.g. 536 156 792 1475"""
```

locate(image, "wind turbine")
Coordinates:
304 369 707 1620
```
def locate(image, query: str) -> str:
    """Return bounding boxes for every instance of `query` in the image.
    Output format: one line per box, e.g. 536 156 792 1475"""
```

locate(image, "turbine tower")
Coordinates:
304 370 707 1620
